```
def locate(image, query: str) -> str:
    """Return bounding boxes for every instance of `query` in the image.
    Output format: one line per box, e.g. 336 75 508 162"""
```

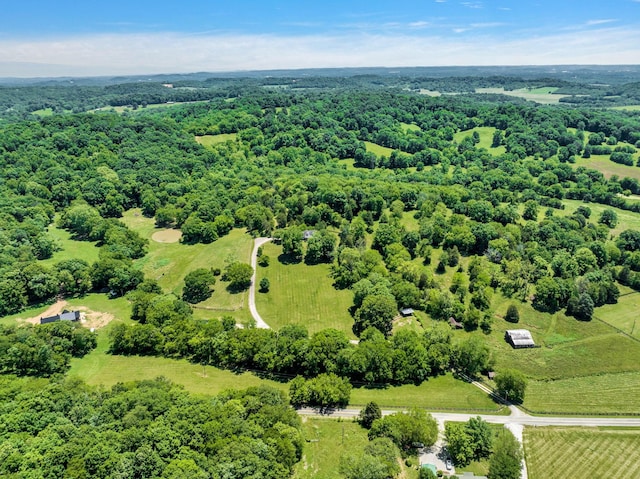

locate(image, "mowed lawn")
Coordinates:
574 153 640 181
524 427 640 479
596 292 640 338
195 133 238 147
364 141 394 158
484 294 640 414
454 126 506 155
351 373 502 412
475 87 569 104
561 199 640 236
40 221 101 267
255 242 355 337
525 371 640 415
121 210 254 320
294 418 420 479
69 325 288 396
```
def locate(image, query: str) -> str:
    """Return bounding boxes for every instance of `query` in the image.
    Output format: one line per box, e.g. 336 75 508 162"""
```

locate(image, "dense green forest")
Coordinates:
1 70 640 478
0 376 304 478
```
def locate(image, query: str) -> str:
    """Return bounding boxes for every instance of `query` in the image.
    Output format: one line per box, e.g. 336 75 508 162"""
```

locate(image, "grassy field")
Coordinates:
293 418 372 479
574 153 640 181
454 126 506 155
401 122 422 132
69 323 288 396
40 221 101 267
254 242 355 336
294 418 419 479
195 133 238 147
351 373 503 412
475 87 569 104
611 105 640 111
561 199 640 236
486 294 640 382
364 141 394 158
524 427 640 479
595 292 640 338
525 371 640 415
120 210 254 322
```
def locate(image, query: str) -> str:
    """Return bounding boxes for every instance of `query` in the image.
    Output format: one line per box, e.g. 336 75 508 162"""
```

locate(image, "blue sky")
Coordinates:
1 0 639 76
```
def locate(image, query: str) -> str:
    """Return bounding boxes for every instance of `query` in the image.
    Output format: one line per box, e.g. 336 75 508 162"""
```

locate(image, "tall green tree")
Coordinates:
488 429 523 479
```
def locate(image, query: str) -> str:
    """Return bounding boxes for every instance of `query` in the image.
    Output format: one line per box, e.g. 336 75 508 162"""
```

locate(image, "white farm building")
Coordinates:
505 329 535 349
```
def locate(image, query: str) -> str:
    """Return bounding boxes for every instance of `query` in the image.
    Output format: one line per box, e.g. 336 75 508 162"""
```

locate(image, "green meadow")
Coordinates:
525 427 640 479
454 126 506 154
254 242 355 336
195 133 238 147
121 210 254 322
364 140 394 157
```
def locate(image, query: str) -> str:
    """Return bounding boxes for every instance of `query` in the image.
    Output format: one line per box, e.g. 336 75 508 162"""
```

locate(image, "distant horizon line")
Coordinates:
2 63 640 81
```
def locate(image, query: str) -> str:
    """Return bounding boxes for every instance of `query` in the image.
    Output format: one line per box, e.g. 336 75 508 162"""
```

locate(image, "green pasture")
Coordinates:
31 108 55 117
364 141 394 158
337 158 358 171
69 325 287 396
611 105 640 111
485 294 640 382
454 126 506 154
195 133 238 148
525 371 640 415
254 242 355 337
120 210 254 321
595 292 640 338
561 199 640 236
293 418 373 479
350 373 502 412
524 427 640 479
400 122 422 132
295 418 419 479
574 153 640 181
418 89 442 97
475 87 569 104
40 222 101 267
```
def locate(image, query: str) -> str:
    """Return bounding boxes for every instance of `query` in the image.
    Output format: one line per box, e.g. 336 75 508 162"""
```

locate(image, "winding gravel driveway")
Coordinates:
249 237 272 329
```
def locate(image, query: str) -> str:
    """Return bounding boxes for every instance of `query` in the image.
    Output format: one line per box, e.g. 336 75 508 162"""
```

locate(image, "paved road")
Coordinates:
297 405 640 479
296 406 640 427
248 237 272 329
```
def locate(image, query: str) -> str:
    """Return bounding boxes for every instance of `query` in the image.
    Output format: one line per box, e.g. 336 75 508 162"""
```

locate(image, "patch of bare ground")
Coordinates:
151 229 182 243
20 300 115 330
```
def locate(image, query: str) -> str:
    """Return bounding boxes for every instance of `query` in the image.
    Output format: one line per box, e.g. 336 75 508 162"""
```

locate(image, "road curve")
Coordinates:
249 237 273 329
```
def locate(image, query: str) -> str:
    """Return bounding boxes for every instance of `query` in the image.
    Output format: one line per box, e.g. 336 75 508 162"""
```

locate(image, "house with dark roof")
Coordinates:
40 310 80 325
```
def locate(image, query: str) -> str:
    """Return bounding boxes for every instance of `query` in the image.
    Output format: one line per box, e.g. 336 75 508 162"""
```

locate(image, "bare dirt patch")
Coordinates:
20 300 115 330
152 229 182 243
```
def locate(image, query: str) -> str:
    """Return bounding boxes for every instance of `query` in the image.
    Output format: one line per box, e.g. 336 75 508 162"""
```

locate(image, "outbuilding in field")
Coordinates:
400 307 415 317
505 329 535 348
40 310 80 325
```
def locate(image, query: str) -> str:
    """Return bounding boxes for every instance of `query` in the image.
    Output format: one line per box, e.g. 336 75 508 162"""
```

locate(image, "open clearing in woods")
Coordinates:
524 427 640 479
255 242 355 337
121 209 254 322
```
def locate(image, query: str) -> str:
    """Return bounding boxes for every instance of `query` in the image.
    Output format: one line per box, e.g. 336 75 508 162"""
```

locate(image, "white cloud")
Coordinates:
470 22 506 28
0 27 638 77
585 19 617 26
